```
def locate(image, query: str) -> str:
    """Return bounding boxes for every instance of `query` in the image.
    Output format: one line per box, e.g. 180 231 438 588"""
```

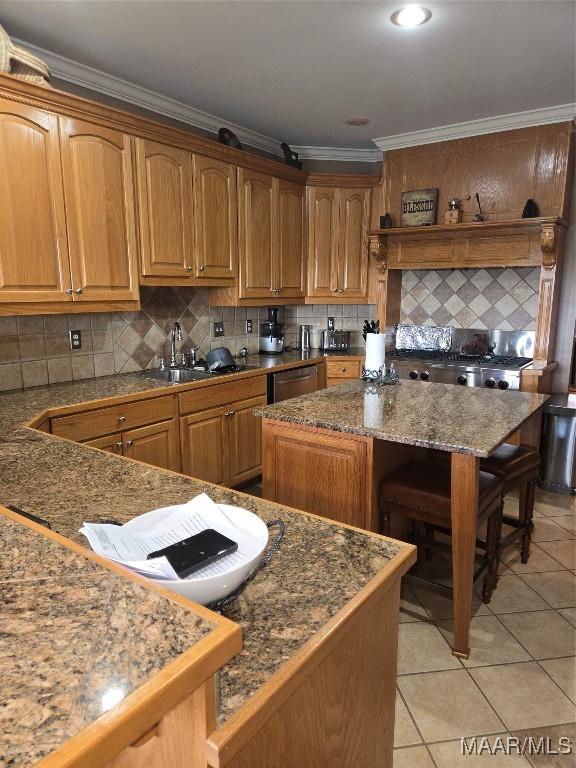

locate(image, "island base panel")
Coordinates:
105 681 215 768
209 585 401 768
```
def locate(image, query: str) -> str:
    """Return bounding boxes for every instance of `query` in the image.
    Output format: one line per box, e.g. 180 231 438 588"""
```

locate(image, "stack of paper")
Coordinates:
80 493 253 581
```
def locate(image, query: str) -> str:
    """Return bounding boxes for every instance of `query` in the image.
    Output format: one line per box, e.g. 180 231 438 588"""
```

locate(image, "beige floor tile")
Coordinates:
413 582 491 621
400 583 430 623
538 542 576 571
481 575 550 614
499 611 576 660
393 746 435 767
552 517 576 534
558 608 576 628
398 669 504 742
437 616 530 667
534 490 576 517
533 519 575 542
398 622 461 674
539 658 576 703
512 723 576 767
501 543 565 575
470 662 575 730
395 691 423 747
430 736 532 765
522 572 576 609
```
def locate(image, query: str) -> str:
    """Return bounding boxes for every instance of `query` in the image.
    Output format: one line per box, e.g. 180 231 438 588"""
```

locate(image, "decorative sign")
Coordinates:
400 189 438 226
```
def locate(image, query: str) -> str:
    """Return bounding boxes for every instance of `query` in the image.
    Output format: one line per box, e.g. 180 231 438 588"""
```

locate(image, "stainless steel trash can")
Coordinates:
539 393 576 495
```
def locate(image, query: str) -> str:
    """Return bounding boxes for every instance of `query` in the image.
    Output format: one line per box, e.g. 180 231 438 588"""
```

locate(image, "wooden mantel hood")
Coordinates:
369 216 567 272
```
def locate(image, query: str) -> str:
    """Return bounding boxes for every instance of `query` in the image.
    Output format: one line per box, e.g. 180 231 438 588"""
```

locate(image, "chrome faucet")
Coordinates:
170 321 182 367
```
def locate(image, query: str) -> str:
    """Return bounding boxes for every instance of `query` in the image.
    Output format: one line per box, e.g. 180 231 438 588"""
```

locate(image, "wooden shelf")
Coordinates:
368 216 566 271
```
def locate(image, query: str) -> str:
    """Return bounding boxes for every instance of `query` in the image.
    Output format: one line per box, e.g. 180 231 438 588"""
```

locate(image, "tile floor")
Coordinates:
393 489 576 767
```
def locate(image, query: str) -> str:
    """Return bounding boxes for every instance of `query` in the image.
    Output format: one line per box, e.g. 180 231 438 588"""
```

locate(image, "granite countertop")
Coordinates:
255 379 549 458
0 512 218 768
0 364 406 762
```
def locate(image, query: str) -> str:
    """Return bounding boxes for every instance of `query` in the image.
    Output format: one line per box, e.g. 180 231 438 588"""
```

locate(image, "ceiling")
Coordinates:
0 1 574 152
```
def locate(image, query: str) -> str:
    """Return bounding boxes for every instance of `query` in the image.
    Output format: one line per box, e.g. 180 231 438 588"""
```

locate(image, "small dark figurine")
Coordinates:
474 192 486 222
380 213 394 228
218 127 243 150
522 198 539 218
280 142 302 169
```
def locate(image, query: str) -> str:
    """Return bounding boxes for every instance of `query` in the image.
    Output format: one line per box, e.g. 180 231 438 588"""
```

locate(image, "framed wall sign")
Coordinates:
400 188 438 226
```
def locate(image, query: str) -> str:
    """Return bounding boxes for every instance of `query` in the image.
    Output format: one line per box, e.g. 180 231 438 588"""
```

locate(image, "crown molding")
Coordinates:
291 145 381 163
13 36 284 157
373 104 576 151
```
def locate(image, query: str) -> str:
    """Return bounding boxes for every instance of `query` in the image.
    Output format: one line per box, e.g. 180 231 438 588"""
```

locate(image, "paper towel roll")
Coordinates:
365 333 385 372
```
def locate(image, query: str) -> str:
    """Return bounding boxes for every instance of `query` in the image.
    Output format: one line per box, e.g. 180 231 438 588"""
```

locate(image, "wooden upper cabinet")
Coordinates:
338 188 369 298
193 155 237 279
0 100 72 303
238 168 275 299
307 187 339 297
307 185 370 300
276 180 305 299
136 139 194 278
59 117 139 302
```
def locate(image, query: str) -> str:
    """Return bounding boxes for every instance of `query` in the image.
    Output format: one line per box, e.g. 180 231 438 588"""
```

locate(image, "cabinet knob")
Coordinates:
186 265 194 272
228 410 236 417
198 265 205 272
125 440 133 447
332 288 339 293
337 288 343 294
75 288 83 294
117 416 126 424
271 288 279 293
114 441 123 448
66 288 73 295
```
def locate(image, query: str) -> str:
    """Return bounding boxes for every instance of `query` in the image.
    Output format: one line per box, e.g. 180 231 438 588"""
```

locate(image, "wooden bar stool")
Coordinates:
430 444 540 564
379 460 504 603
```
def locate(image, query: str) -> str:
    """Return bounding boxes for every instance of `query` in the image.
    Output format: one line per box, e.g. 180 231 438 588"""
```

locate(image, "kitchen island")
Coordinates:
0 370 415 768
256 379 549 658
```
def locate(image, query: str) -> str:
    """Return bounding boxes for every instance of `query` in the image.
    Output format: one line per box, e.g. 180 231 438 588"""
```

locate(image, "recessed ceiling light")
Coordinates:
391 5 432 27
345 117 370 126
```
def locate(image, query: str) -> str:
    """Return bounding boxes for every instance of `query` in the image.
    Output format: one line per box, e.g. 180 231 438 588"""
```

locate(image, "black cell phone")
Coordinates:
146 528 238 579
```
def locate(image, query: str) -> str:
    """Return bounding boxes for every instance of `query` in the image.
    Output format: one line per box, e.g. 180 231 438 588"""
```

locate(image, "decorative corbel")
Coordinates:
369 234 387 273
540 223 557 268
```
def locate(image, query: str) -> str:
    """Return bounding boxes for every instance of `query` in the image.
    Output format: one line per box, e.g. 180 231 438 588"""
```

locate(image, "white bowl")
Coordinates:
123 503 269 605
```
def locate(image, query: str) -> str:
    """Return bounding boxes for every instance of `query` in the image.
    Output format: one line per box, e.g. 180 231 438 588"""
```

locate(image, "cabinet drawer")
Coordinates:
179 375 267 415
326 360 361 379
51 395 176 442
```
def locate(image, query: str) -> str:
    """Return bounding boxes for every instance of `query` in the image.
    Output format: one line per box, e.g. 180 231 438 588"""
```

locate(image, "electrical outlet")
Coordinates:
69 330 82 350
213 322 225 338
245 319 253 334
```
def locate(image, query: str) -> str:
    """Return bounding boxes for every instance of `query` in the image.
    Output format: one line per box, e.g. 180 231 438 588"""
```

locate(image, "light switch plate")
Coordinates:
213 322 225 338
69 330 82 350
245 320 253 334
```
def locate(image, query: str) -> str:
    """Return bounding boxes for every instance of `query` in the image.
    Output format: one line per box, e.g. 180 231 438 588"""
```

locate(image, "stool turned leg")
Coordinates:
482 502 503 604
520 480 536 564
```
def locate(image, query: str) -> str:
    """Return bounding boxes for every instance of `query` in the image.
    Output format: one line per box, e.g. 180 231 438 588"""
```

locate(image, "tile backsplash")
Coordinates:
0 287 374 391
400 267 540 331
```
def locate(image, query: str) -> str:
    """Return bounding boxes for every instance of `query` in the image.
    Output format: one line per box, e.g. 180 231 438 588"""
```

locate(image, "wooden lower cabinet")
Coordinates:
84 419 180 472
325 358 362 387
180 407 228 486
262 418 373 529
180 395 266 487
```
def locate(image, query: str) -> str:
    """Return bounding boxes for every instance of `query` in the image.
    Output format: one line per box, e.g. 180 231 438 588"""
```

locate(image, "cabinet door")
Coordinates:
337 188 370 298
227 395 267 487
180 407 227 485
0 101 72 303
238 169 275 299
193 155 237 279
85 434 123 455
306 187 339 298
59 117 139 302
276 180 305 299
123 419 180 472
136 139 194 277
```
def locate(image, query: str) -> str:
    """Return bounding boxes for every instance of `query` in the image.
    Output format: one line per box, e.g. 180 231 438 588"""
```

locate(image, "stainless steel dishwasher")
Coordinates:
269 365 320 403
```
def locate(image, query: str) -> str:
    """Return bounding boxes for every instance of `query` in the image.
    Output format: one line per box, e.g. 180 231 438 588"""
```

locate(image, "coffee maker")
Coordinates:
260 307 284 354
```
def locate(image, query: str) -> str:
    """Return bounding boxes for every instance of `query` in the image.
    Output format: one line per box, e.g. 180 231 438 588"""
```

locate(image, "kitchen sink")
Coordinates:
142 368 215 383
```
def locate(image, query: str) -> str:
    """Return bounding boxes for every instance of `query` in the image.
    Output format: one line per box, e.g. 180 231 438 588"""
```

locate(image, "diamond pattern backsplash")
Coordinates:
400 267 540 331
